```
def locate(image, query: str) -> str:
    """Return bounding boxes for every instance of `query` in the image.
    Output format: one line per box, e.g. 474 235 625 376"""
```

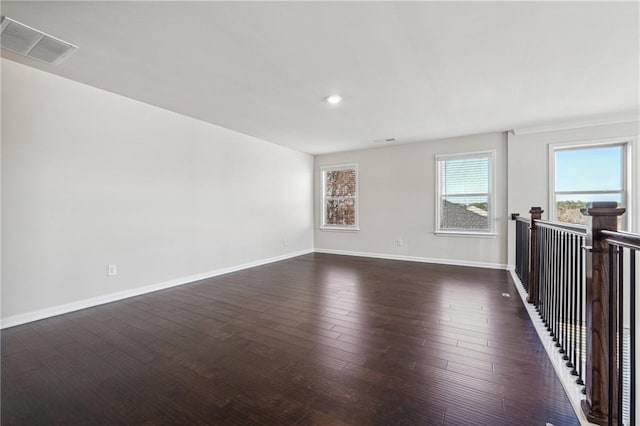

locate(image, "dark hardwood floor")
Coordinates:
2 253 579 425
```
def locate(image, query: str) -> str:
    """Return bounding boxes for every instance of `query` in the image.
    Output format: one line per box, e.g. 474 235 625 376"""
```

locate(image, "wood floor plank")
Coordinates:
1 253 578 425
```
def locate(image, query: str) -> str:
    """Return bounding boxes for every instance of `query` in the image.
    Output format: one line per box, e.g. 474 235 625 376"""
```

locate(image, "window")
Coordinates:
435 151 495 235
321 164 358 230
551 142 629 229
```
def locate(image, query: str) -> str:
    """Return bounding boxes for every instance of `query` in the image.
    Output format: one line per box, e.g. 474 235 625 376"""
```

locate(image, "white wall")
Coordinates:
1 59 314 324
314 132 508 268
506 121 640 265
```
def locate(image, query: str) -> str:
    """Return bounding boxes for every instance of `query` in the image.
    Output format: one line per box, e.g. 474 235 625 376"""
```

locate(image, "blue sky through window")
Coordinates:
555 145 623 201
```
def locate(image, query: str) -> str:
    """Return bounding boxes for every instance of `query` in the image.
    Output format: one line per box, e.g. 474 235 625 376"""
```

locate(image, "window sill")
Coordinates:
434 231 497 238
320 226 360 232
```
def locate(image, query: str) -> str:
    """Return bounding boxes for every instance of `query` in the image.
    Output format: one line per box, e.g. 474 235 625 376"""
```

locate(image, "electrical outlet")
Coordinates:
282 238 288 247
108 264 117 276
397 239 403 247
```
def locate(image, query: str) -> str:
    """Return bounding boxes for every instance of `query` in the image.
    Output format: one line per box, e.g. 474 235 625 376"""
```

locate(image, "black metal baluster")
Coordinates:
561 233 569 359
608 245 615 426
569 234 578 374
560 230 565 347
630 249 636 426
553 229 560 343
524 224 530 292
515 223 519 276
519 222 530 294
548 228 553 334
516 221 522 282
577 235 585 387
561 232 568 355
544 227 549 320
567 233 573 367
528 226 531 289
536 227 541 313
538 227 545 319
546 228 552 332
516 222 521 279
617 247 623 426
547 229 558 337
522 221 528 292
556 230 563 348
555 229 561 343
546 228 552 330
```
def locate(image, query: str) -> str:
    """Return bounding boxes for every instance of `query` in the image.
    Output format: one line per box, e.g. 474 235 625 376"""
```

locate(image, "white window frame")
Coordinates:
548 137 635 231
435 150 496 236
321 163 359 231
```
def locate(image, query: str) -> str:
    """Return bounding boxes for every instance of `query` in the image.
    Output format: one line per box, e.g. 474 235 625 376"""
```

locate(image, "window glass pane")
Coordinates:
325 199 355 226
437 154 491 233
322 165 358 229
556 193 623 225
325 169 356 197
440 196 489 231
555 145 623 192
441 157 488 195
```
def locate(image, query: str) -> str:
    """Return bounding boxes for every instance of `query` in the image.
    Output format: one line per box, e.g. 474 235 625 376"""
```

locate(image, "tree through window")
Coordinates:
321 165 358 230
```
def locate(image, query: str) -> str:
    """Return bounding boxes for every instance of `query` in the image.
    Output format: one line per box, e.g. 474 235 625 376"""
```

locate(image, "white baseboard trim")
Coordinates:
508 269 595 426
1 248 506 329
314 248 509 270
0 248 313 329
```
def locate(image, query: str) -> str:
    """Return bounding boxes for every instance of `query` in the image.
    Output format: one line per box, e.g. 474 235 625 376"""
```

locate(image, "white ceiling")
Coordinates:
2 1 638 155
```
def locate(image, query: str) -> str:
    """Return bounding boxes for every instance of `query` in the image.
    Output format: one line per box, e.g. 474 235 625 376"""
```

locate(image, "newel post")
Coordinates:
580 202 625 425
527 207 543 304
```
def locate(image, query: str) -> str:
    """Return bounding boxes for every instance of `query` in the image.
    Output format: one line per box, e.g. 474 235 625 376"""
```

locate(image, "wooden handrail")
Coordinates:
602 230 640 250
534 219 587 235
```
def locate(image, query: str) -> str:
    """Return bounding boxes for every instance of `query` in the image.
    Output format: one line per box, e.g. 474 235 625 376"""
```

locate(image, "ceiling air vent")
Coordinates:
1 17 77 64
374 137 398 144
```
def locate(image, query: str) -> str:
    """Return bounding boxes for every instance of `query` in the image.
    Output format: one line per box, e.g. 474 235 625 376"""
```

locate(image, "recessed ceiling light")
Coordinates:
325 94 342 105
